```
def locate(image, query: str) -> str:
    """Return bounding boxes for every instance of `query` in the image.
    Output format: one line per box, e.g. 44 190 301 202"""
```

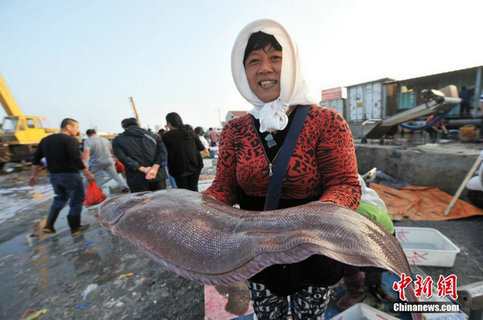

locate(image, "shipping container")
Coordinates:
321 66 483 125
320 99 344 117
346 78 393 123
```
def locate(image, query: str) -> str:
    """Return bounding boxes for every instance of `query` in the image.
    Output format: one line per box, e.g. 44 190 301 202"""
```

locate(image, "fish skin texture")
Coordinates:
98 189 421 319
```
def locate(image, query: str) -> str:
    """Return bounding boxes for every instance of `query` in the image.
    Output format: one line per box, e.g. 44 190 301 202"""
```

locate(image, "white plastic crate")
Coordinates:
330 303 399 320
395 227 461 267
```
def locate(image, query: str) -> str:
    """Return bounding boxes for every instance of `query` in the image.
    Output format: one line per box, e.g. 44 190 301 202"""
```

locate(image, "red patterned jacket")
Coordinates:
204 105 361 210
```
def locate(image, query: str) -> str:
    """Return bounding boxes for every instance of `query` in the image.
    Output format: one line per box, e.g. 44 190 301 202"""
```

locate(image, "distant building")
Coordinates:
388 66 482 118
225 110 248 123
320 65 483 124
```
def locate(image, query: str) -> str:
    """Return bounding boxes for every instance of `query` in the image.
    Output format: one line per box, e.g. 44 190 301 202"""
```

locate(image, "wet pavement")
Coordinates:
1 153 482 319
395 217 483 287
0 170 204 320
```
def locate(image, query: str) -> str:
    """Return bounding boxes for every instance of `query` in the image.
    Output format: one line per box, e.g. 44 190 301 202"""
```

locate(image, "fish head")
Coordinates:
97 191 153 231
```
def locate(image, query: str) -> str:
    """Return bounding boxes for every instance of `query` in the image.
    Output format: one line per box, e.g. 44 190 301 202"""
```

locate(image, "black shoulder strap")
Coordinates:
264 105 311 211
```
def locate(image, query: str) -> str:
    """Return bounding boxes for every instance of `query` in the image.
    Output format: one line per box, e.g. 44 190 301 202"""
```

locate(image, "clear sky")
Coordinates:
1 0 482 134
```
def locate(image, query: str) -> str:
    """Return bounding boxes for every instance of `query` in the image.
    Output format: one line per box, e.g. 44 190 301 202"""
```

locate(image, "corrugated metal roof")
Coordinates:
346 77 396 88
386 65 483 84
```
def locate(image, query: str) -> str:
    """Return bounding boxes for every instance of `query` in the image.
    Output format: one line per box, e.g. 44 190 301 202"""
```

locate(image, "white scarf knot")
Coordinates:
251 99 289 132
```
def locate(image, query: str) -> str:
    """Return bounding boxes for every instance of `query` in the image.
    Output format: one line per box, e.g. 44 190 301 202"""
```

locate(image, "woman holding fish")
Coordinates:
203 19 361 319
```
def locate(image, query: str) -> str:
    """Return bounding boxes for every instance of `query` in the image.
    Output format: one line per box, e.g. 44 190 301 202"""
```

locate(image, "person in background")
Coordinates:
203 20 360 319
424 113 448 143
29 118 94 236
162 113 205 191
83 129 129 193
157 129 178 188
459 85 475 117
479 94 483 140
112 118 168 192
206 127 219 147
194 126 210 157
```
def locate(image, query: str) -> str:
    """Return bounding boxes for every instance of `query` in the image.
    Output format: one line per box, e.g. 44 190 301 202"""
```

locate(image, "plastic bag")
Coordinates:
115 160 125 173
83 182 106 207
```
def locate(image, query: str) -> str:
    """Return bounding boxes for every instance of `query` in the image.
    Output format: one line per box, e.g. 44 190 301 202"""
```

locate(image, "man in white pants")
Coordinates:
83 129 129 193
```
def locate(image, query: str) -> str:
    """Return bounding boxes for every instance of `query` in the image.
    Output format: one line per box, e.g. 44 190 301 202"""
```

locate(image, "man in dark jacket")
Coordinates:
112 118 168 192
29 118 95 236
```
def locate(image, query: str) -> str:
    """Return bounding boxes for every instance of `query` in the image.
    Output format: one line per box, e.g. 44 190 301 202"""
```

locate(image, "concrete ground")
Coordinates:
391 217 483 318
0 170 205 320
358 137 483 315
395 217 483 289
0 149 482 319
357 138 483 288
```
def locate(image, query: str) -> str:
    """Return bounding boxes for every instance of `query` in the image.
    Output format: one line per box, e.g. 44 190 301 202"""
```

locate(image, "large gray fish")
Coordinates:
99 189 421 319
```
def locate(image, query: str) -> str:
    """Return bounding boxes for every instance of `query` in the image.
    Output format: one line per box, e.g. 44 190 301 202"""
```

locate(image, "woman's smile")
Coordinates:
259 80 277 88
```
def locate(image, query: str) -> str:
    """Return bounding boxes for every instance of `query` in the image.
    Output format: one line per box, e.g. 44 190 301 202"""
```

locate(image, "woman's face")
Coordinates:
244 44 282 103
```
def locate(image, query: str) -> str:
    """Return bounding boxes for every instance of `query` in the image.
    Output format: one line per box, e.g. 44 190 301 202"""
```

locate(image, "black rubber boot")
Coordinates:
337 271 367 311
365 270 397 302
43 208 61 234
67 215 90 236
121 187 130 193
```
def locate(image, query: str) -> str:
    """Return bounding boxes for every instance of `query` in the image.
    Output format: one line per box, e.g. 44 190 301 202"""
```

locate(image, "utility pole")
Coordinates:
129 97 142 128
214 107 222 127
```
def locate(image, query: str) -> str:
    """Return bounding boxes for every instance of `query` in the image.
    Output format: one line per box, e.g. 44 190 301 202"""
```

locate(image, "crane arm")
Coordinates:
0 73 23 116
129 97 142 128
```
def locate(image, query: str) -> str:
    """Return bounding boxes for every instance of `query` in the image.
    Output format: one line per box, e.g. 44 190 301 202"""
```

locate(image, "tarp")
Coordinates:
371 183 483 220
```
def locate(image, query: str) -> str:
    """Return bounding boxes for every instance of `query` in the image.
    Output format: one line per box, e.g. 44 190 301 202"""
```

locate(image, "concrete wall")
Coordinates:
355 144 480 195
348 122 380 139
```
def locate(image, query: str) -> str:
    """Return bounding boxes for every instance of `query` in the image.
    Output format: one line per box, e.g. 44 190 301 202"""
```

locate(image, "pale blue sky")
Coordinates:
1 0 482 133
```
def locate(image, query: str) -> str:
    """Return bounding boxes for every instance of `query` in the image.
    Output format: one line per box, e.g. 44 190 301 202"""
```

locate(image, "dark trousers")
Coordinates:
425 128 438 141
468 190 483 209
49 172 84 219
129 179 167 192
174 171 201 192
460 101 470 117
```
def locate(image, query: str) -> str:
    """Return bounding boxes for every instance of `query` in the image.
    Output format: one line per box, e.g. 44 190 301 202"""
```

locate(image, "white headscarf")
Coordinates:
231 19 316 133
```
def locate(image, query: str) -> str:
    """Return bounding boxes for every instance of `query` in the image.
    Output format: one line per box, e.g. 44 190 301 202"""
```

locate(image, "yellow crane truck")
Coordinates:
0 73 57 170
